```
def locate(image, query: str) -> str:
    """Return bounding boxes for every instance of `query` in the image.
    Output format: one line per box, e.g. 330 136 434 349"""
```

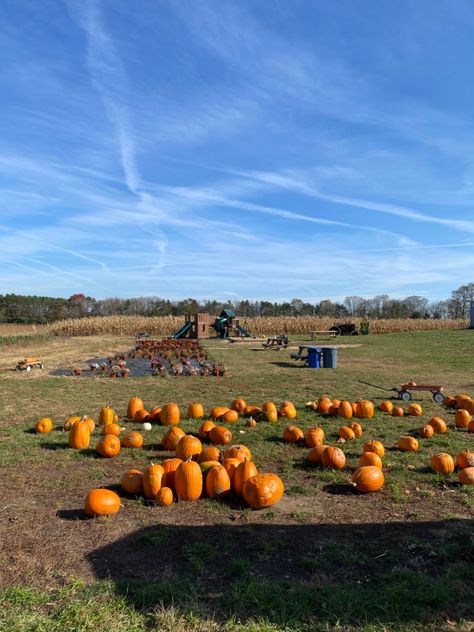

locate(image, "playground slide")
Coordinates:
238 325 251 337
172 321 192 339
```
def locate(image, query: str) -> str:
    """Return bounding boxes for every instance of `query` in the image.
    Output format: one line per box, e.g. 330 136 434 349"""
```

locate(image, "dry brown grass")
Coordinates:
47 315 469 337
0 323 48 335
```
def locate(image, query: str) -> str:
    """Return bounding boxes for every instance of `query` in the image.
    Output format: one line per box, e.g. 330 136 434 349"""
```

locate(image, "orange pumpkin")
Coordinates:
35 417 53 433
328 404 339 417
174 459 203 501
242 473 284 509
443 395 456 408
338 400 353 419
317 396 333 414
355 400 374 419
246 417 257 428
458 467 474 485
407 403 423 416
231 398 247 413
198 420 215 440
175 435 202 461
307 444 329 463
282 424 304 443
143 463 165 499
96 434 121 457
305 427 325 447
359 452 383 469
431 453 455 475
262 401 278 415
220 409 239 424
221 457 242 483
208 425 233 445
210 406 229 420
69 419 90 449
418 424 434 438
148 406 162 422
244 405 261 417
456 451 474 469
391 406 404 417
161 458 182 491
84 489 120 517
469 420 474 433
224 445 252 461
397 436 419 452
338 426 355 441
121 469 143 494
199 446 221 463
187 402 204 419
205 465 231 499
162 426 186 451
102 423 121 436
127 396 144 420
352 466 384 493
455 409 471 429
121 431 144 448
99 405 115 426
428 417 448 434
160 403 180 425
280 404 297 419
363 440 385 458
233 460 258 496
155 487 174 506
321 446 346 469
379 400 393 413
63 415 81 431
264 409 278 423
349 422 363 438
134 409 149 423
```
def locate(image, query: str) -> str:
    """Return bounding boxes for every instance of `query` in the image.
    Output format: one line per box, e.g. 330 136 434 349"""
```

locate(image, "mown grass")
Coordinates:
0 329 473 631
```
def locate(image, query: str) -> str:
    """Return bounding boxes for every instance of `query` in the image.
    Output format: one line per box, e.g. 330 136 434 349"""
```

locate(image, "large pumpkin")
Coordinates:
379 400 393 413
359 452 382 469
208 426 233 445
455 409 471 429
428 417 447 434
233 460 258 496
102 423 121 436
187 402 204 419
155 487 174 506
134 409 150 423
305 427 325 447
121 469 143 494
205 465 231 499
280 403 297 419
418 424 434 438
121 431 143 448
35 417 53 433
397 436 419 452
338 400 353 419
224 444 252 461
338 426 355 441
457 451 474 469
161 458 182 492
282 424 304 443
391 406 404 418
199 446 221 463
355 400 374 419
210 406 229 420
220 409 239 424
317 396 333 414
352 466 384 493
230 398 247 413
198 420 215 440
431 453 455 475
242 473 284 509
363 440 385 458
127 396 144 420
99 405 115 426
458 467 474 485
175 435 202 461
162 426 186 451
307 444 329 463
143 463 165 499
160 403 180 425
84 489 121 517
174 459 203 501
96 434 121 458
221 457 242 483
321 446 346 469
349 422 363 438
69 419 90 449
407 403 423 416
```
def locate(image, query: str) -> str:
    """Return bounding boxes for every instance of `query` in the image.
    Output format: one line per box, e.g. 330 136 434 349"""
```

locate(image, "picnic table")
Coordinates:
262 335 289 349
309 330 337 341
290 344 322 361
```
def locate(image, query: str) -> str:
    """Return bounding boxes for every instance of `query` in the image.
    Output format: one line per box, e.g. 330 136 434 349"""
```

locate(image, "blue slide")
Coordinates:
171 322 192 339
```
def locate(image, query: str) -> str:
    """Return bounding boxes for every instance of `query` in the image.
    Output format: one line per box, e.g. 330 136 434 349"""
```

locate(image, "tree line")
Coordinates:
0 284 473 324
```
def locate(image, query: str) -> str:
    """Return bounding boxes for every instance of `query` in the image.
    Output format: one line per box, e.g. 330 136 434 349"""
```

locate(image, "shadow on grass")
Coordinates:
322 483 357 495
270 361 307 369
56 509 89 521
87 517 474 629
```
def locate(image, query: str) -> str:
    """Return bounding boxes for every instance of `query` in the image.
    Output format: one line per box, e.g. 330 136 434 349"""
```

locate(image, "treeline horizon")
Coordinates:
1 284 473 324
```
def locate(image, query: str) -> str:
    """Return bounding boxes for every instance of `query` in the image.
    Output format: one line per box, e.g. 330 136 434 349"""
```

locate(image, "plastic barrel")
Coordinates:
307 348 321 369
322 348 338 369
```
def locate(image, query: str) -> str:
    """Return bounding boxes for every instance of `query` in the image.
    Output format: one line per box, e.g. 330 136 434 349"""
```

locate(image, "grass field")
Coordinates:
0 330 473 631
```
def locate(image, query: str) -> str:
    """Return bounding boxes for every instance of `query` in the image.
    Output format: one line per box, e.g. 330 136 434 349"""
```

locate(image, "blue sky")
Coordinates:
1 0 474 302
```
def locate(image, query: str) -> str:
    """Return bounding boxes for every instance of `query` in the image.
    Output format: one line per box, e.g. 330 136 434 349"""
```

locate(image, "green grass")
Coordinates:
0 329 473 631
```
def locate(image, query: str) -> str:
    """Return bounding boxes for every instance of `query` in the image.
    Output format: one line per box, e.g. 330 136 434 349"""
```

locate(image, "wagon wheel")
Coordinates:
26 365 31 372
351 330 359 335
432 391 444 403
15 365 21 371
399 390 412 401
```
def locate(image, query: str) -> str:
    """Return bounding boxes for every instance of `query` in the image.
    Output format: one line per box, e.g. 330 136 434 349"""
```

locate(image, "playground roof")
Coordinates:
220 308 236 318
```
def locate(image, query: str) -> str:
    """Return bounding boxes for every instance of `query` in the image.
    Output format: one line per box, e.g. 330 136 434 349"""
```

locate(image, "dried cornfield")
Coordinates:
48 315 469 337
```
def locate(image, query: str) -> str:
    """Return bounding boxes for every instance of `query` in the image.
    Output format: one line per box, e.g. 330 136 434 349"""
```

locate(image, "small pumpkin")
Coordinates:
175 435 202 461
99 404 115 426
349 422 363 438
233 460 258 496
187 402 204 419
397 436 419 452
208 425 233 445
224 444 252 461
127 396 144 420
456 451 474 469
148 406 162 422
84 489 121 517
359 452 383 469
338 400 353 419
264 409 278 423
96 434 121 457
134 409 150 423
160 402 180 425
355 400 374 419
162 426 186 451
262 401 278 415
121 469 143 494
338 426 355 441
210 406 229 420
220 409 239 424
282 424 304 443
63 415 81 431
379 400 393 413
161 458 182 492
246 417 257 428
121 431 144 449
35 417 53 433
174 458 203 501
431 453 455 475
305 427 325 447
155 487 174 506
221 457 242 483
458 467 474 485
279 404 297 419
469 420 474 433
242 473 284 509
69 419 90 449
231 398 247 413
443 395 457 408
205 465 231 499
391 406 404 417
143 463 165 499
428 417 447 434
352 466 384 493
199 446 221 463
455 409 471 429
407 403 423 416
244 405 261 417
317 396 333 414
321 446 346 469
198 420 215 440
363 440 385 458
307 444 329 463
418 424 434 438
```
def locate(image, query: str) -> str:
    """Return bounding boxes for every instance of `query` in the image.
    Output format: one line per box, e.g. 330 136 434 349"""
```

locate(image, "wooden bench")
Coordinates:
290 352 308 361
309 330 337 341
263 336 289 349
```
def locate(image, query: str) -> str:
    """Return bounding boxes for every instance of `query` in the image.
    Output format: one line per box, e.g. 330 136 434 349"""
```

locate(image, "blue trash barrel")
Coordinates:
322 347 338 369
307 347 322 368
